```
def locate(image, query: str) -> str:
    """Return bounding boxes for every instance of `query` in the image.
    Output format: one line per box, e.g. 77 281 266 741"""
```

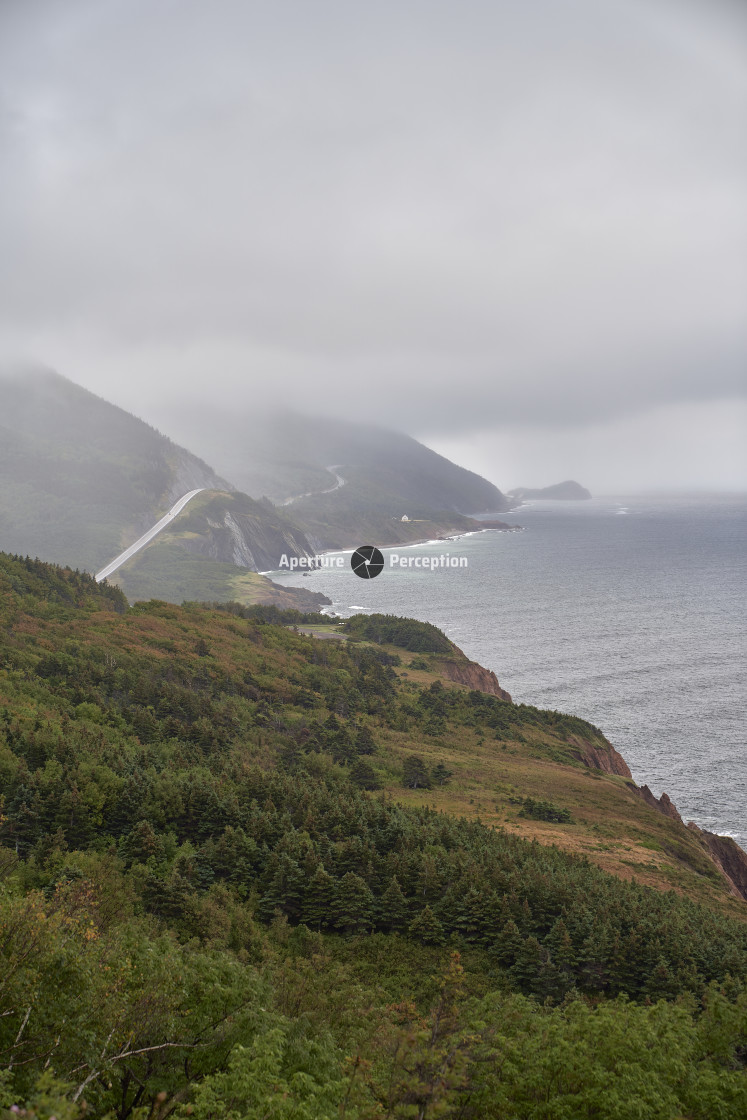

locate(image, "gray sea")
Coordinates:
270 495 747 847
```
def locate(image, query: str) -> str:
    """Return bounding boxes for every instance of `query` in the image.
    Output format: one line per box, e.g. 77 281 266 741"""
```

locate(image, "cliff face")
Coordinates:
636 784 682 821
436 658 512 701
628 782 747 902
687 824 747 902
170 491 316 573
568 735 632 778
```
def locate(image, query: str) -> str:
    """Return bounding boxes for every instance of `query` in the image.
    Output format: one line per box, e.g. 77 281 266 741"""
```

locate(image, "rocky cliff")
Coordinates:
436 657 512 701
627 781 747 902
568 734 632 778
169 491 316 573
636 784 682 821
687 825 747 901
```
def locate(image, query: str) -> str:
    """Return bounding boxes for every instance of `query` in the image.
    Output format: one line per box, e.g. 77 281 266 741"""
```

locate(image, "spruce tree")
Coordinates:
257 853 305 924
379 876 410 932
402 755 431 789
493 919 523 967
408 906 446 945
355 726 377 755
331 872 375 935
301 865 336 931
350 760 379 790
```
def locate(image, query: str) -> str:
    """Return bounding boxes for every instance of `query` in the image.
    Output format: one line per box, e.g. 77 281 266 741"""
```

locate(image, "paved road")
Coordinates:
95 488 205 582
278 465 345 507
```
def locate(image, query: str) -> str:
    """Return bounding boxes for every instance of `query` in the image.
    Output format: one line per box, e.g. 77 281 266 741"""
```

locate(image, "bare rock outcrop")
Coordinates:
568 735 632 778
636 784 683 822
687 823 747 902
436 658 512 701
171 492 316 572
629 785 747 901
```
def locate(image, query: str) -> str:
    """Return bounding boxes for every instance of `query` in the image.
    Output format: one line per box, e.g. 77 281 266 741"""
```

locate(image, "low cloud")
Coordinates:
0 0 745 478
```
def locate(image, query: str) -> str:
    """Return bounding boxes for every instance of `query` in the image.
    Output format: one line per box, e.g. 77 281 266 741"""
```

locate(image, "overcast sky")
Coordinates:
1 0 745 490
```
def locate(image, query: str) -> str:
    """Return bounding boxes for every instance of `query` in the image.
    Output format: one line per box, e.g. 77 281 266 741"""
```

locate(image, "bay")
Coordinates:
270 495 747 847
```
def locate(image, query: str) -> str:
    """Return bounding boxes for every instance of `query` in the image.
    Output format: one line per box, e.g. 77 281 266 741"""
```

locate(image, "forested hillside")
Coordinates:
0 370 327 611
0 369 227 571
161 409 511 550
0 553 745 1118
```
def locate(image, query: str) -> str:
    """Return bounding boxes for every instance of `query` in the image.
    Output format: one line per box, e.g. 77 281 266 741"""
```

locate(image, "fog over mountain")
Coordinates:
1 0 745 490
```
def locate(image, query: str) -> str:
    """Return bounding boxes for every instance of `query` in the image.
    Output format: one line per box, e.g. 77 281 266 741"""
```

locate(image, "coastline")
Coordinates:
259 518 524 577
265 495 747 855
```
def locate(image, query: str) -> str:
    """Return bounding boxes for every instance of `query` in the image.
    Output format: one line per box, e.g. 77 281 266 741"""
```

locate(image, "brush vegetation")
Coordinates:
0 555 745 1118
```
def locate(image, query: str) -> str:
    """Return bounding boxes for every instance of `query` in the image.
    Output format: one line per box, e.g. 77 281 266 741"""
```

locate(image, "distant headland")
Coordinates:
507 480 592 501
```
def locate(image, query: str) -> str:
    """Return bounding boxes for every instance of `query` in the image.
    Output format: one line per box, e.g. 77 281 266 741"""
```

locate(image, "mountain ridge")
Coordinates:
152 406 513 550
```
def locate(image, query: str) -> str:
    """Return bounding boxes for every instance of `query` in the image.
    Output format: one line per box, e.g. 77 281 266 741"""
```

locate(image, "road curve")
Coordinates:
95 488 205 582
278 465 346 507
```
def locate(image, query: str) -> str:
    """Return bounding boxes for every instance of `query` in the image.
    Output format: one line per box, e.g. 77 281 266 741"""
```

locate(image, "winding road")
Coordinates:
95 488 205 583
277 465 345 508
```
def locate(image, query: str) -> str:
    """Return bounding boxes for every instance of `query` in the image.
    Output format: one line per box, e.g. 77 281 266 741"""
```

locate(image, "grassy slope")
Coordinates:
113 542 330 610
111 490 330 610
1 556 740 918
291 624 746 917
1 555 746 1118
0 369 226 571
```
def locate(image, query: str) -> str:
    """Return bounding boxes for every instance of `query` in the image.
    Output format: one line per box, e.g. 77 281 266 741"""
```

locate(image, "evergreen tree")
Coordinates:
349 760 379 790
402 755 431 789
379 876 410 932
493 919 523 967
408 906 446 945
544 917 577 977
355 726 377 755
331 872 375 935
257 854 305 923
510 935 547 991
301 865 336 931
431 762 453 787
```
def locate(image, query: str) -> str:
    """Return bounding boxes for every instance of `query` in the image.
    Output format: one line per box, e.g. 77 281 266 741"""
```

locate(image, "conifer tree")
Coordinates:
355 726 377 755
350 760 379 790
408 906 446 946
510 935 547 991
402 755 431 789
301 864 336 931
257 853 305 923
493 919 523 967
332 872 374 935
379 876 410 932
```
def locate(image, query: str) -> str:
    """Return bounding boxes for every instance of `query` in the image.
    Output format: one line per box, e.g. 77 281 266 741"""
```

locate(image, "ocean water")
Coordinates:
270 495 747 847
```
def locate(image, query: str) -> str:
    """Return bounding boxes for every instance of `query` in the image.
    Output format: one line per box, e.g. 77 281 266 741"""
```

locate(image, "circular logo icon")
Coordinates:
351 545 384 579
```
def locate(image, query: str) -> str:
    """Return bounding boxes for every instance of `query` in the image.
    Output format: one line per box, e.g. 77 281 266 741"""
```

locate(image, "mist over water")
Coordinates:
272 494 747 847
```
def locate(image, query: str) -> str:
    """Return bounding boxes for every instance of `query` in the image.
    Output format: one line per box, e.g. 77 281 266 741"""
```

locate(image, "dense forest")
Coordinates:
0 554 745 1118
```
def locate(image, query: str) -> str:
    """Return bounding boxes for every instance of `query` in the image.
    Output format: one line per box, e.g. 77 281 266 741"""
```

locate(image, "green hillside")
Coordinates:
0 370 331 612
0 552 745 1118
111 490 330 611
0 368 228 572
161 409 512 549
